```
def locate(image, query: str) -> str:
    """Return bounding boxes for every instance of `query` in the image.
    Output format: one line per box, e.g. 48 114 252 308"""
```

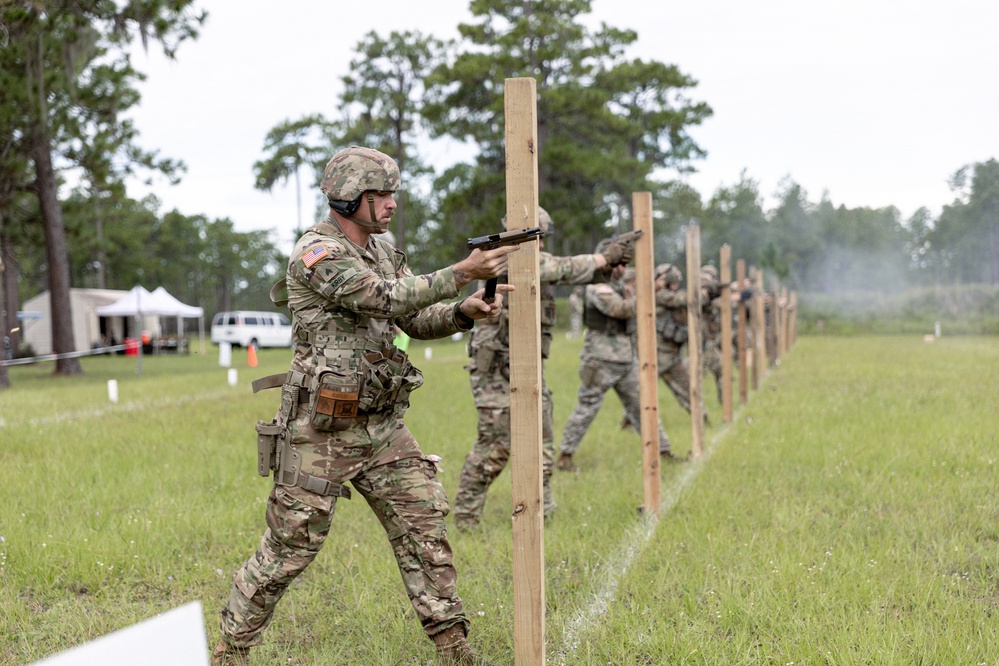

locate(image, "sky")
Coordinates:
124 0 999 250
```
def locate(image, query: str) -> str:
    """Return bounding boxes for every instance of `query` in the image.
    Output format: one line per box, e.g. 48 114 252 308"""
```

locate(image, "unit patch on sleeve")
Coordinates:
302 244 329 268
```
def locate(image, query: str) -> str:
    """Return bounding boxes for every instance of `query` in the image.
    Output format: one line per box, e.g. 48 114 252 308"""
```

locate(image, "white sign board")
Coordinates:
31 602 209 666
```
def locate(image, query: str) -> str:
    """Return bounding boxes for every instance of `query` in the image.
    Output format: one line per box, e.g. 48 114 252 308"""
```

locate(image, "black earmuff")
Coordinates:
330 197 362 216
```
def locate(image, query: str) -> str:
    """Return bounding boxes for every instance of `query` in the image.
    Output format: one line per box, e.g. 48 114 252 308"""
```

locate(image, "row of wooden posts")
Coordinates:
500 78 800 665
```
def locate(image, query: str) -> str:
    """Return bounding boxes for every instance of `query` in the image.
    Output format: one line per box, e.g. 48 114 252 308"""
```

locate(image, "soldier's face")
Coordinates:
361 191 397 225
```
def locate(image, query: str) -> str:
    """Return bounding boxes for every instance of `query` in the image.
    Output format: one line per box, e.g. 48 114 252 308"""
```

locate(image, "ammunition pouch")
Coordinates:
657 315 688 345
308 367 361 432
357 346 423 413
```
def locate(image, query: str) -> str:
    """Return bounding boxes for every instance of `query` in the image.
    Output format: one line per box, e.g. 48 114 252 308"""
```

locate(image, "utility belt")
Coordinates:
250 343 420 497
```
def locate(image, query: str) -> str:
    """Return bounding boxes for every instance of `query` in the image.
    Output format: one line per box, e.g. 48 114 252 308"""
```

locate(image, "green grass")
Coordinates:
1 336 997 664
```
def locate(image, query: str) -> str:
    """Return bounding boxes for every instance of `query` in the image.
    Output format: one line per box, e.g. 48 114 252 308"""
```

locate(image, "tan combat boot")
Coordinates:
432 624 493 666
555 452 577 472
661 450 689 464
210 639 250 666
453 514 480 531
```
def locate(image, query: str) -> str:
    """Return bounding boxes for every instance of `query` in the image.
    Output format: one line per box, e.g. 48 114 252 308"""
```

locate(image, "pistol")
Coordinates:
466 226 543 301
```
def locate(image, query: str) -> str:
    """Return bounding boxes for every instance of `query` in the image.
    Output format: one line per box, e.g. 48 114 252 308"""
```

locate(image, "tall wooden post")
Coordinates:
719 245 733 423
778 287 788 359
789 291 798 347
504 77 545 666
736 259 748 405
633 192 661 516
769 276 779 367
752 268 766 384
685 225 704 459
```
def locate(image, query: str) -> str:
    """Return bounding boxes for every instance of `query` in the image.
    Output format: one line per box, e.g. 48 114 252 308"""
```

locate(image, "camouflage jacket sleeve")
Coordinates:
289 230 466 338
539 251 608 285
588 283 636 319
655 288 691 308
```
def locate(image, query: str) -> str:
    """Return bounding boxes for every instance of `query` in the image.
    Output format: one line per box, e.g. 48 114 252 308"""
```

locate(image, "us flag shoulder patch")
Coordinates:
302 244 329 268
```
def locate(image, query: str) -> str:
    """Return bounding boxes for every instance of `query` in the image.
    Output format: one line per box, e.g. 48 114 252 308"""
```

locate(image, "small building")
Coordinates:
20 289 159 356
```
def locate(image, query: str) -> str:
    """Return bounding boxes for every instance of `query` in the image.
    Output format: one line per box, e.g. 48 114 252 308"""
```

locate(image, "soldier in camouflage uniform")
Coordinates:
653 263 694 414
556 246 679 472
451 209 635 528
700 264 725 405
211 146 518 666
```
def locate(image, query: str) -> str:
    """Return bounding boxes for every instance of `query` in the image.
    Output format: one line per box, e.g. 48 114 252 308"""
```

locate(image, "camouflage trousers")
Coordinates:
658 344 692 414
219 409 467 648
703 339 724 405
559 358 672 457
453 371 557 519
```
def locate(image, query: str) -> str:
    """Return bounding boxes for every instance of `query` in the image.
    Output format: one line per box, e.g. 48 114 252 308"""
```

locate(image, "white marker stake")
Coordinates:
218 342 232 368
227 368 238 387
107 380 119 404
424 346 433 361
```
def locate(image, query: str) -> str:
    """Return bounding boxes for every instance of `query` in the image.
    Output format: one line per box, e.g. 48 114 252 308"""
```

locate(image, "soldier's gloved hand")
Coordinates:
602 238 635 266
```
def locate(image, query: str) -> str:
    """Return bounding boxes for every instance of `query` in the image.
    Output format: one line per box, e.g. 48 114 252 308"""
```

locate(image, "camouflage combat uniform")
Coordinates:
218 217 474 649
701 293 724 405
567 287 583 338
452 253 606 522
654 286 693 414
558 278 673 460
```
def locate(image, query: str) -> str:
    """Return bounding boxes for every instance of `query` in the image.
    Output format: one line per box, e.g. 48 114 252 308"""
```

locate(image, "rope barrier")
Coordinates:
0 344 127 367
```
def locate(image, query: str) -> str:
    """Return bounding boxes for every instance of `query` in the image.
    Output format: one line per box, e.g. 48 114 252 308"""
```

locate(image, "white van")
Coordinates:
210 311 292 348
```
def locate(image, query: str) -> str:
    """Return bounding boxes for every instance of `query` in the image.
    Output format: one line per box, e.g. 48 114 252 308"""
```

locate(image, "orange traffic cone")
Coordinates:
247 343 258 368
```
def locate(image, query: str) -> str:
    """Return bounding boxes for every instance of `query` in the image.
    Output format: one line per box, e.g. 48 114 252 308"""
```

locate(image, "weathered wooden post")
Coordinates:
736 259 748 405
752 267 766 385
504 77 545 666
719 245 733 423
633 192 661 516
769 276 780 366
685 225 704 459
777 287 788 358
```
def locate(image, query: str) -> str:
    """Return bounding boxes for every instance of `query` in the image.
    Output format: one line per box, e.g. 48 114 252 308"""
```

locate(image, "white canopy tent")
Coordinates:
96 285 206 354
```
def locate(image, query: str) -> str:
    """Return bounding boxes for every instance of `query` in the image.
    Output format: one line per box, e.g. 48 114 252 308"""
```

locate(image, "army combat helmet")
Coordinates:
537 207 554 238
502 206 554 237
321 146 401 231
656 263 682 285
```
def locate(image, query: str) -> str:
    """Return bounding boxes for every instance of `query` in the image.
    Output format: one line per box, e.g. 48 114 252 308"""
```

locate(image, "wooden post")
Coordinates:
504 77 545 666
633 192 661 516
769 276 779 367
777 287 788 358
719 245 733 423
736 259 748 405
789 291 798 347
685 225 704 460
752 268 766 384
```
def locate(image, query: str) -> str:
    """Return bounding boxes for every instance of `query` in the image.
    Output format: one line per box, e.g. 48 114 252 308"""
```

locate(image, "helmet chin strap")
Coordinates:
347 192 389 232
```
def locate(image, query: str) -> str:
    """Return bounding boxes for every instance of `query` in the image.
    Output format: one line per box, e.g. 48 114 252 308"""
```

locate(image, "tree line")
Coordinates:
1 0 997 385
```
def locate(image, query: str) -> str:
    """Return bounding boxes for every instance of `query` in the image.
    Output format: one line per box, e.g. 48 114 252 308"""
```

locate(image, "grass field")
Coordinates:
1 335 997 665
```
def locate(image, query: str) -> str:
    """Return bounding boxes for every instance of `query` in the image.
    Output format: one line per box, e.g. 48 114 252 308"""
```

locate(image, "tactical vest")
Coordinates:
489 278 558 358
273 222 422 416
582 286 636 336
656 303 688 345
